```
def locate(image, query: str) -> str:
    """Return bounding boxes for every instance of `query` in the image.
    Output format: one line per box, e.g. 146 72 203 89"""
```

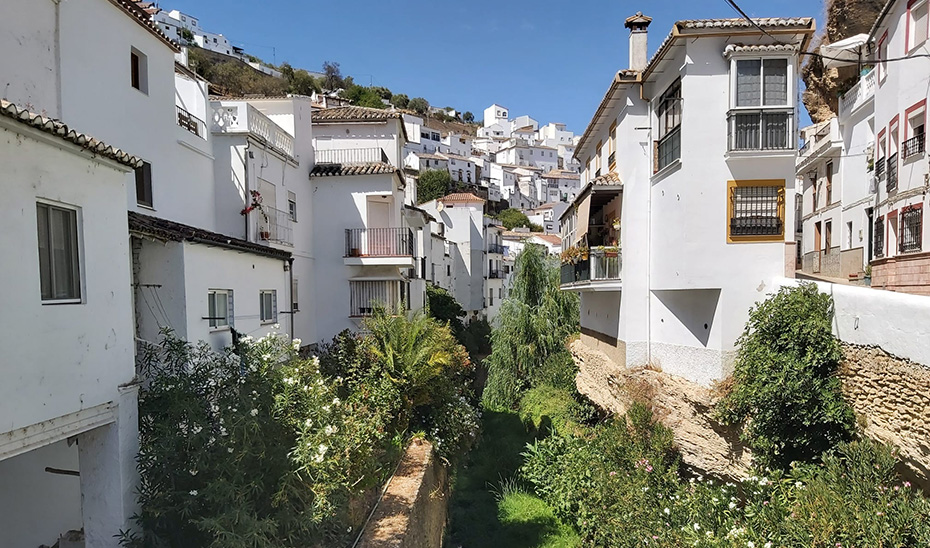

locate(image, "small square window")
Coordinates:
37 202 81 302
135 161 153 208
287 191 297 222
208 289 232 328
260 289 277 323
291 277 299 311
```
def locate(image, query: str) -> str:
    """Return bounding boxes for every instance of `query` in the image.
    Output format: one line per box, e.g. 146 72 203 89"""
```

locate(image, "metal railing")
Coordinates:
903 133 925 158
839 68 876 118
727 109 794 151
875 156 886 179
349 280 407 317
316 147 390 165
488 269 501 279
874 216 885 258
345 228 414 257
655 126 681 172
487 243 506 255
887 154 898 192
559 249 622 286
176 105 205 139
256 206 293 245
211 101 295 159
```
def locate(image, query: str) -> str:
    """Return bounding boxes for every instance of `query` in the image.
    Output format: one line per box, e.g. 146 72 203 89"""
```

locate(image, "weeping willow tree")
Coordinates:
483 244 579 409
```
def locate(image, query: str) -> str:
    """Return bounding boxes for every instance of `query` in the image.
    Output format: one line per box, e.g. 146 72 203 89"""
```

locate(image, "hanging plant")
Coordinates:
240 190 263 215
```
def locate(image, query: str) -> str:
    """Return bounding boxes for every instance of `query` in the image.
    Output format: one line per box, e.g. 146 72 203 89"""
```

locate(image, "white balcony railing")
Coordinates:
316 147 389 165
256 206 293 246
211 101 295 159
838 68 876 119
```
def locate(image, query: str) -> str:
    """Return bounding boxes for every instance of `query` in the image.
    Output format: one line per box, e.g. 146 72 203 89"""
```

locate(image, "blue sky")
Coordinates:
168 0 825 133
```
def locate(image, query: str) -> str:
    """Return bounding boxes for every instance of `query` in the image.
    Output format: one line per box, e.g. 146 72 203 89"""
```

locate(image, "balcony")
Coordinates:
316 147 390 165
488 243 506 255
903 133 925 159
559 249 622 291
488 269 502 279
211 101 295 160
349 280 408 317
176 105 205 139
344 228 415 267
887 154 898 192
256 206 293 246
875 156 886 179
727 109 794 152
838 68 876 119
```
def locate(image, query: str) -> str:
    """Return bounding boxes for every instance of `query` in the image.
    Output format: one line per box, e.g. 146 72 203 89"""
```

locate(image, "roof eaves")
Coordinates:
869 0 898 41
111 0 181 53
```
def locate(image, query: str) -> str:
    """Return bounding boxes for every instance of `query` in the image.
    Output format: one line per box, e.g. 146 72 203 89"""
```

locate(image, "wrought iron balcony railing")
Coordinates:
887 153 898 192
903 133 925 159
176 105 206 139
257 206 293 245
487 243 506 255
345 228 414 258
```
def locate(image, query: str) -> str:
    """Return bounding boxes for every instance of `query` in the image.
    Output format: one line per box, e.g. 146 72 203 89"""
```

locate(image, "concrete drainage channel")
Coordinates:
355 438 449 548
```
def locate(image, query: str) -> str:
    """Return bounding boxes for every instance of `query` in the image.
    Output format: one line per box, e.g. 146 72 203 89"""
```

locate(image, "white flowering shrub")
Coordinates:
123 329 399 547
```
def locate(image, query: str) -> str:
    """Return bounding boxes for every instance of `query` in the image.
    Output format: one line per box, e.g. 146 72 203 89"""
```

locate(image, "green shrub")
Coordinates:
716 282 855 469
518 385 592 436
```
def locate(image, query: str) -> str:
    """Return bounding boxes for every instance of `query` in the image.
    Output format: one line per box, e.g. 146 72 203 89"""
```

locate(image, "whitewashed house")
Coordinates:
484 219 507 320
0 101 142 548
310 106 427 341
153 8 237 57
483 103 510 127
561 13 814 387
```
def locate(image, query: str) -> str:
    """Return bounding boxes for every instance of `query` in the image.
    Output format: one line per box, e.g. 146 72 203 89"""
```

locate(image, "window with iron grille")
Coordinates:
886 153 898 192
728 184 785 239
655 81 682 172
874 216 885 258
899 205 923 253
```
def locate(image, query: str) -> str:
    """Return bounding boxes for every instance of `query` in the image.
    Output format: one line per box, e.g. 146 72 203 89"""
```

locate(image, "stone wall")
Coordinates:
871 252 930 296
357 438 448 548
839 343 930 483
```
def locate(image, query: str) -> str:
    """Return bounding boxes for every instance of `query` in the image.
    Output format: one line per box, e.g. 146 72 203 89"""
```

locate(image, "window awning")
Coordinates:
819 34 869 70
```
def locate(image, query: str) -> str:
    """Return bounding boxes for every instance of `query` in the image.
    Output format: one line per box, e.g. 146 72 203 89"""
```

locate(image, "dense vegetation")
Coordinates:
125 308 479 547
495 208 544 231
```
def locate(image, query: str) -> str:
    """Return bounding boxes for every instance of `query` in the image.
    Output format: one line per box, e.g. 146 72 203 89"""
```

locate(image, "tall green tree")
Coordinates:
463 111 475 123
390 94 409 109
483 244 579 408
417 169 452 204
322 60 344 90
408 97 429 114
496 208 532 230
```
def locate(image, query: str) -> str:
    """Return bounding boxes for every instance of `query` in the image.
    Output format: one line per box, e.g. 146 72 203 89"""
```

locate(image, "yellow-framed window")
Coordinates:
726 179 786 243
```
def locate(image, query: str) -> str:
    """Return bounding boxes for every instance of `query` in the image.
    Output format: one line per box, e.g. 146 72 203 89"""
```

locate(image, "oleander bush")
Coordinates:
125 307 479 547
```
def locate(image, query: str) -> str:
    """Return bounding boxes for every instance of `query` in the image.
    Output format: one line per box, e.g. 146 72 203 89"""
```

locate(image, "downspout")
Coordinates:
645 85 654 368
52 0 63 117
244 142 252 239
287 257 295 339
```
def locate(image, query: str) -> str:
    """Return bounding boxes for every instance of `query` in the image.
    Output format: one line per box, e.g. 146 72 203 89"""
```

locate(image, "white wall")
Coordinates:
0 0 60 117
312 118 406 167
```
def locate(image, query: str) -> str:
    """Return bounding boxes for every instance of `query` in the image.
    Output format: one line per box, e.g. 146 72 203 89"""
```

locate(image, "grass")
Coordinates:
446 409 580 548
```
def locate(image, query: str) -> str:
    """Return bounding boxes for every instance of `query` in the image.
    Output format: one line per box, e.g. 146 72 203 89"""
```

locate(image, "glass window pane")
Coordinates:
215 292 228 326
763 59 788 105
208 292 217 327
37 204 53 299
50 207 79 299
736 60 761 107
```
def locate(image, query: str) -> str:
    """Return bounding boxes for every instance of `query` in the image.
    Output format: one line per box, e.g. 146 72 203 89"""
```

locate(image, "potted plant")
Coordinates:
241 190 271 239
864 264 872 286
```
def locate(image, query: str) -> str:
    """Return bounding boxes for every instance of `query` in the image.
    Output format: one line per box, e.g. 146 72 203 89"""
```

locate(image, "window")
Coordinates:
287 191 297 222
878 32 888 83
656 81 682 171
909 0 929 51
900 204 923 253
876 129 887 179
447 264 451 276
135 161 153 208
208 289 233 328
729 58 792 151
37 202 81 302
825 220 832 252
825 162 833 204
488 288 494 307
874 215 885 258
130 48 148 93
595 141 602 173
727 180 786 242
260 290 277 323
905 100 927 157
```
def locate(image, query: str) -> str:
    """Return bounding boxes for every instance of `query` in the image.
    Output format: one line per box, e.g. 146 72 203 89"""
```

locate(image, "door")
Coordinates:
866 208 874 262
813 221 822 273
366 198 394 255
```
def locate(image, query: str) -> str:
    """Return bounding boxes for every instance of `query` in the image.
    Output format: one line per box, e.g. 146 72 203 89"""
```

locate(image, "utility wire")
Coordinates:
724 0 784 43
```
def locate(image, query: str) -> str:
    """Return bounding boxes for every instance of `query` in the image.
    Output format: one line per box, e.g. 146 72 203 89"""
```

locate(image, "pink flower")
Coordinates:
904 481 912 488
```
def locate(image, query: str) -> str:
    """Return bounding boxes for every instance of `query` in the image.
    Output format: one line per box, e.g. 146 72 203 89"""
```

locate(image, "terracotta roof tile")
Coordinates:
543 169 581 179
678 17 813 29
724 43 800 56
310 162 397 177
313 106 403 122
441 192 486 203
1 99 143 169
129 211 291 260
590 172 622 186
532 234 562 245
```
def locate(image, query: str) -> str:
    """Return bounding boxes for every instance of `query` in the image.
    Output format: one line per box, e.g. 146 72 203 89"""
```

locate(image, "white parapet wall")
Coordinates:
775 277 930 369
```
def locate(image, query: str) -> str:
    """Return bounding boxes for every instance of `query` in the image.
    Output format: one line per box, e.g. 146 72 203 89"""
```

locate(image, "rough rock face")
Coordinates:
571 339 753 480
802 0 885 122
839 343 930 485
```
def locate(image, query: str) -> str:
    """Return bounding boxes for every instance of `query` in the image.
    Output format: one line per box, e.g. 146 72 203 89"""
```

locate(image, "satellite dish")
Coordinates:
437 202 445 212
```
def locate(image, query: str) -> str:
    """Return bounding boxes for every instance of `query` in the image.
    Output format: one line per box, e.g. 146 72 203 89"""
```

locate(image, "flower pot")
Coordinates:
260 231 271 240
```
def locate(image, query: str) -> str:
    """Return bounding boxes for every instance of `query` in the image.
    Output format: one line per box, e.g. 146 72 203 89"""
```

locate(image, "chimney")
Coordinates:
625 12 652 72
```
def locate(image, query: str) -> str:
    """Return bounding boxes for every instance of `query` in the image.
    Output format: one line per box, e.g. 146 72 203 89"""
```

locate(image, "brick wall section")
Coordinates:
357 438 448 548
839 343 930 485
871 252 930 296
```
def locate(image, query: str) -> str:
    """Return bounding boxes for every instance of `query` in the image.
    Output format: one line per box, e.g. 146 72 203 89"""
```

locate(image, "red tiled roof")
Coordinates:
129 211 291 260
1 99 143 169
590 172 622 186
312 105 403 122
441 192 485 203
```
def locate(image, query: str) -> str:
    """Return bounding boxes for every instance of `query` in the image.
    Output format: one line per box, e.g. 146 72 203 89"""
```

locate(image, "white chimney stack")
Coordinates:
625 12 653 72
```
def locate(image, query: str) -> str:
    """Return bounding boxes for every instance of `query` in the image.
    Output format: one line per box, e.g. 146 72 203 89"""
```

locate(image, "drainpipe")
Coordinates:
287 257 295 338
646 92 654 368
244 142 252 239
